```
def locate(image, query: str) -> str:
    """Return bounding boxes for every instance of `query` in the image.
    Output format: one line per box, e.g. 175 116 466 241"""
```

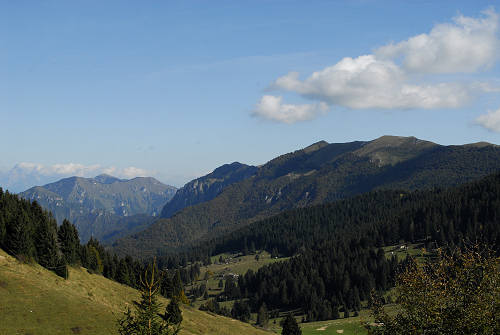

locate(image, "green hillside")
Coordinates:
113 136 500 258
0 248 272 335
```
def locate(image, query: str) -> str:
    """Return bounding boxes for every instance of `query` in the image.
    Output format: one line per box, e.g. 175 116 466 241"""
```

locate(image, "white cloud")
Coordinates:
102 166 149 179
252 9 499 123
252 95 328 124
472 81 500 93
14 162 101 177
476 108 500 132
376 8 499 73
273 55 470 110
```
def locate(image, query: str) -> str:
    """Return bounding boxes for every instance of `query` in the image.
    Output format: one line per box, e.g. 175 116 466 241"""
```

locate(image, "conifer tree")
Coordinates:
58 219 80 264
162 298 182 328
0 215 6 246
172 270 183 299
257 302 269 327
117 258 131 286
281 314 301 335
118 263 182 335
34 215 59 268
8 212 34 259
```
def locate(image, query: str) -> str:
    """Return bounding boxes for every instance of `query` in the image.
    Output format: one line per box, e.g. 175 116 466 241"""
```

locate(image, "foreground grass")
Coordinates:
0 249 271 335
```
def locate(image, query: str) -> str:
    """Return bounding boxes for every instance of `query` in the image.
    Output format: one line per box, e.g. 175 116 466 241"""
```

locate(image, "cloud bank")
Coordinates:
253 9 499 124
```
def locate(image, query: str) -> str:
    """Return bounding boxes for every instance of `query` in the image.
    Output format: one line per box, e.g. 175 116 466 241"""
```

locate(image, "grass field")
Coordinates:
187 251 287 307
263 309 371 335
206 251 287 275
0 248 272 335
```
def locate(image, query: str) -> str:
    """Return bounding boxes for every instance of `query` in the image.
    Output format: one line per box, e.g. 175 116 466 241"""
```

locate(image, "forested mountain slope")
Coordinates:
19 175 176 242
182 171 500 322
113 136 500 258
161 162 257 218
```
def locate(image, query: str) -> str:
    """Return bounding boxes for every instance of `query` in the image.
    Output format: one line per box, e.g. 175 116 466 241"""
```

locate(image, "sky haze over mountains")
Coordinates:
2 1 500 190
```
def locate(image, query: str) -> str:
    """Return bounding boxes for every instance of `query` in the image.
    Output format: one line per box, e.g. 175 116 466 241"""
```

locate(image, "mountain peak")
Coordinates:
355 135 438 166
463 141 497 148
94 174 123 184
303 140 329 153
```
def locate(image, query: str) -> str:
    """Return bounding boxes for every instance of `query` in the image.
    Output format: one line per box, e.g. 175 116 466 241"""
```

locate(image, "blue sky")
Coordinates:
2 0 500 190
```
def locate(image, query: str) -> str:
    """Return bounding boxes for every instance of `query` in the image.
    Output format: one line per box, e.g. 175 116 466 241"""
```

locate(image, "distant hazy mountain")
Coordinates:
20 174 177 242
112 135 500 258
0 164 60 193
161 162 258 218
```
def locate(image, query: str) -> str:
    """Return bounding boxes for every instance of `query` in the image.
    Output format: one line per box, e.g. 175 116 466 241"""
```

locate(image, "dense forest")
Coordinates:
167 171 500 265
0 188 191 301
174 172 500 321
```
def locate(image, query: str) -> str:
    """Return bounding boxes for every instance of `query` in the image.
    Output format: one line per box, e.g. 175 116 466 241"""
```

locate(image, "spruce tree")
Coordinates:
281 314 302 335
118 263 182 335
162 298 182 329
0 215 6 246
117 259 131 286
257 302 269 327
8 212 34 259
172 270 183 298
34 215 59 268
58 219 80 264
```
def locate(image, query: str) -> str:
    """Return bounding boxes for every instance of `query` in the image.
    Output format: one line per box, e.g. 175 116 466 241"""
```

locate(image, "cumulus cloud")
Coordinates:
102 166 149 179
252 9 499 123
376 8 499 73
273 55 471 109
252 95 328 124
476 108 500 132
16 162 103 176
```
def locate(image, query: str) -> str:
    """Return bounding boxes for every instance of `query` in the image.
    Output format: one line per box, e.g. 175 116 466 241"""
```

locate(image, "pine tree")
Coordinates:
171 270 182 298
8 212 34 259
58 219 80 264
87 245 103 274
162 298 182 328
118 263 182 335
281 314 302 335
117 259 131 286
0 215 6 246
34 215 59 268
257 302 269 327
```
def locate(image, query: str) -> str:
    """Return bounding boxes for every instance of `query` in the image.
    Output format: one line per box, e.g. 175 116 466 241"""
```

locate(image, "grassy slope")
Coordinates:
186 251 288 308
0 249 271 335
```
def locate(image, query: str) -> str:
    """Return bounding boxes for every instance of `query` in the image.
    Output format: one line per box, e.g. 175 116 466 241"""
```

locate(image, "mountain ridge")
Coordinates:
160 162 258 218
112 135 500 258
19 175 177 242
